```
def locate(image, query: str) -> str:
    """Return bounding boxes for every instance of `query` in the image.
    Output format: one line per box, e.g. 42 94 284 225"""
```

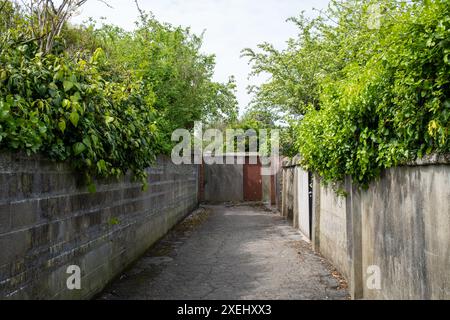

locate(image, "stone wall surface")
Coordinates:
0 153 198 300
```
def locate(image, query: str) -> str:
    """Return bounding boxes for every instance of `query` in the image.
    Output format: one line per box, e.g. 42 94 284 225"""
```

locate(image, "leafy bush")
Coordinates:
247 0 450 187
0 33 160 187
68 15 239 145
0 2 238 189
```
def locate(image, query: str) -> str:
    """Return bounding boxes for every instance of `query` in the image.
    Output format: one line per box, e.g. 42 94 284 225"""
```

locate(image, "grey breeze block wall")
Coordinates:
0 152 199 300
281 154 450 299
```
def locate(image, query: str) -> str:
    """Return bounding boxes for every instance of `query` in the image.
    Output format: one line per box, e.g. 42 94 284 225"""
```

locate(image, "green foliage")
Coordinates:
63 14 239 152
0 36 159 185
0 2 238 188
242 11 332 117
227 108 281 154
94 14 238 135
247 0 450 187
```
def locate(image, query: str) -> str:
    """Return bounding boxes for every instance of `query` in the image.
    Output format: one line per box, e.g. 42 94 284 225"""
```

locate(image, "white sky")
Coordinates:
72 0 330 115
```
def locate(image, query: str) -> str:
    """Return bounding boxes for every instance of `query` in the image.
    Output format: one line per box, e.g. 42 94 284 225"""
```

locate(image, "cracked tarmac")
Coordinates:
99 204 350 300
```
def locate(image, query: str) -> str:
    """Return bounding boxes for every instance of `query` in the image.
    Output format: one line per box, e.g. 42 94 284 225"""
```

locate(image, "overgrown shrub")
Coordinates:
246 0 450 187
0 33 160 188
0 1 238 189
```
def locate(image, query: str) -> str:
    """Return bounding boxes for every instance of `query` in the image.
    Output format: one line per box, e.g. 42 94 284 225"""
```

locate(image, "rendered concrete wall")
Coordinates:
297 168 310 239
360 164 450 299
0 153 198 300
318 184 350 280
313 156 450 299
281 161 294 221
204 164 243 203
281 154 450 299
281 158 310 237
262 175 271 204
203 156 280 204
274 169 283 212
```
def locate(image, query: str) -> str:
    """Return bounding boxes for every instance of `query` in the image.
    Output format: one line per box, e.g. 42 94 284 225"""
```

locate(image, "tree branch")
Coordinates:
0 0 8 13
134 0 144 18
97 0 112 9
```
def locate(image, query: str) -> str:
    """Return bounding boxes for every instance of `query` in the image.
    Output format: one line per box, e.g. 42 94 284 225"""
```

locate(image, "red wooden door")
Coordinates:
243 158 262 202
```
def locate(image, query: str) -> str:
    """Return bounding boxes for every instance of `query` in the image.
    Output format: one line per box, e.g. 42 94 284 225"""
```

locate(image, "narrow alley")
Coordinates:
99 204 349 300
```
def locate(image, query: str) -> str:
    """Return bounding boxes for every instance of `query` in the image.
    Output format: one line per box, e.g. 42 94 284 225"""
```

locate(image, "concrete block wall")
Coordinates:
0 153 198 300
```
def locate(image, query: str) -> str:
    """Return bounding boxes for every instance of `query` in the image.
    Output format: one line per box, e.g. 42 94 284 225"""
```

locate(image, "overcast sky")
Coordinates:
72 0 330 115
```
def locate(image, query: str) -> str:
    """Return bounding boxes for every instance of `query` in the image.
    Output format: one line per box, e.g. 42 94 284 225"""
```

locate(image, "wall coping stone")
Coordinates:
281 153 450 169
